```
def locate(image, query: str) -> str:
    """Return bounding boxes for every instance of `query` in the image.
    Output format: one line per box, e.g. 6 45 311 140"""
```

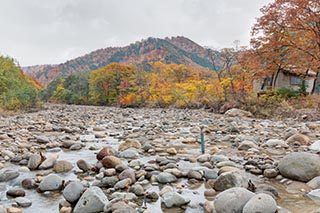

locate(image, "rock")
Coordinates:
197 154 211 163
27 154 42 170
0 169 19 182
204 189 217 197
6 189 25 197
214 170 249 191
21 178 38 189
214 187 255 213
35 135 50 143
218 166 239 175
101 176 119 187
286 133 310 145
38 154 58 170
101 156 122 168
119 149 139 159
160 186 174 196
96 147 114 160
225 108 252 117
167 147 177 155
203 201 214 213
187 170 203 180
264 139 288 148
77 159 92 172
182 137 197 144
130 184 145 196
119 168 136 183
1 150 15 159
309 140 320 152
118 139 141 151
307 189 320 201
242 193 277 213
63 181 84 203
0 205 6 213
110 192 137 201
238 141 259 150
38 174 63 192
106 201 136 212
164 168 183 178
255 184 279 198
104 168 116 177
15 197 32 207
114 178 132 190
307 176 320 189
70 143 82 150
60 207 72 213
161 192 190 208
157 172 177 184
73 186 109 213
204 169 218 180
7 207 22 213
278 152 320 182
54 160 73 173
263 168 278 178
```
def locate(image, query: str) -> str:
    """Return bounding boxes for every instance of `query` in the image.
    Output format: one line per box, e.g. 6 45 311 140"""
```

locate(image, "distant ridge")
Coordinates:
22 36 218 86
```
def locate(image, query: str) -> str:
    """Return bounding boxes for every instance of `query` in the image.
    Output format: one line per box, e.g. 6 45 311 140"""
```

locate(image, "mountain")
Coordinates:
22 36 217 86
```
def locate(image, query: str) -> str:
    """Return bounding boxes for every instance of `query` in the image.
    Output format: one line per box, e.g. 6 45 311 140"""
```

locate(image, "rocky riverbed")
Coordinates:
0 104 320 213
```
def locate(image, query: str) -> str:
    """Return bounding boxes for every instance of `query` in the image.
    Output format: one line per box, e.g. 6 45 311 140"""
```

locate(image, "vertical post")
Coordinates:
200 126 205 154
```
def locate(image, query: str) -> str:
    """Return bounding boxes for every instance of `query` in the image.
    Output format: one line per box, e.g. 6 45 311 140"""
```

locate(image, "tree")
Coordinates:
251 0 320 89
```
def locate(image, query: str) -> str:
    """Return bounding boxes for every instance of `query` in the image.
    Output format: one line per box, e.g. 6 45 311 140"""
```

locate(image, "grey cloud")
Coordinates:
0 0 272 66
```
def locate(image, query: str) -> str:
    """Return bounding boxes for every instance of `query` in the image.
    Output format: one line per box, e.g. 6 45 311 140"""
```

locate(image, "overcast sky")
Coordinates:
0 0 272 66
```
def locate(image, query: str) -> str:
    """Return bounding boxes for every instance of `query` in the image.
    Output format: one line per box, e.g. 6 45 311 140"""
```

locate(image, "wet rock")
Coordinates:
214 170 249 191
38 174 63 192
38 155 58 170
157 172 177 184
119 168 136 183
6 189 25 197
118 139 141 151
161 191 190 208
96 147 114 160
101 156 122 168
54 160 73 173
225 108 252 117
119 149 139 159
278 152 320 182
114 178 132 190
73 186 109 213
15 197 32 207
0 169 19 182
21 178 38 189
28 154 42 170
214 187 255 213
286 133 310 145
243 193 277 213
77 159 92 172
63 181 84 203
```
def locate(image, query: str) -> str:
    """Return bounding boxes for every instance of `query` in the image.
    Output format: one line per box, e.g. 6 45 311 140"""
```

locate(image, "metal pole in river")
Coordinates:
200 126 205 154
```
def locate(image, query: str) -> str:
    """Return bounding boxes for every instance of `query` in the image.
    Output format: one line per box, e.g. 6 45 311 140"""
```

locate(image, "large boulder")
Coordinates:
242 193 277 213
278 152 320 182
73 186 109 213
214 187 255 213
214 170 249 191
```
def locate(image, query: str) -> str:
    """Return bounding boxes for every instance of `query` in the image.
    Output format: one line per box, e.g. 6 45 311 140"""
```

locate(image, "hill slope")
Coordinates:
22 36 217 86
